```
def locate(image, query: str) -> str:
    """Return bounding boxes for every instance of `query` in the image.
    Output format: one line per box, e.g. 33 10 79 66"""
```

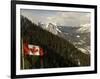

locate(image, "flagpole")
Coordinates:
40 48 43 68
22 38 24 69
40 56 43 68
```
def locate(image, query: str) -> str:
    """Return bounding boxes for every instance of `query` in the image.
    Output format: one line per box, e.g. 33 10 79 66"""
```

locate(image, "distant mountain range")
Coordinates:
38 22 90 54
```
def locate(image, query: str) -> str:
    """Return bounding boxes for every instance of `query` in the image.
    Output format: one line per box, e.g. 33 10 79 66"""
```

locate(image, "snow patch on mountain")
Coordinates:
78 47 90 54
77 24 90 33
56 28 62 33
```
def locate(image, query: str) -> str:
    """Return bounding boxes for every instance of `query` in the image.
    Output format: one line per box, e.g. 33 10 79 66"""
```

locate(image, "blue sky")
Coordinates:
20 9 90 27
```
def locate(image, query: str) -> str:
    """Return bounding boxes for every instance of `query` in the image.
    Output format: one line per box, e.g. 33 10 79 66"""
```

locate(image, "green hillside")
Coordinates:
21 16 90 69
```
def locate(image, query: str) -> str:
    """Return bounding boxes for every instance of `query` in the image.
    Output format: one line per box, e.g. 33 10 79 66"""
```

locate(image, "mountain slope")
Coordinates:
58 26 90 54
77 24 90 33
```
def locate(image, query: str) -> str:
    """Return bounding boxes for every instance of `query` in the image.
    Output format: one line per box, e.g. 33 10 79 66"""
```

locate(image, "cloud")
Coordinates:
21 9 90 27
45 12 90 26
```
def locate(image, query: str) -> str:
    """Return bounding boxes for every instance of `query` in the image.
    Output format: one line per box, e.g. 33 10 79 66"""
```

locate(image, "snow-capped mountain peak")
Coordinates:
39 22 62 35
47 23 58 35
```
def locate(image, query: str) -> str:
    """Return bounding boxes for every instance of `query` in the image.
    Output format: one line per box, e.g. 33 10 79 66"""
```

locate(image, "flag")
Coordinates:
23 43 44 56
23 42 44 68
